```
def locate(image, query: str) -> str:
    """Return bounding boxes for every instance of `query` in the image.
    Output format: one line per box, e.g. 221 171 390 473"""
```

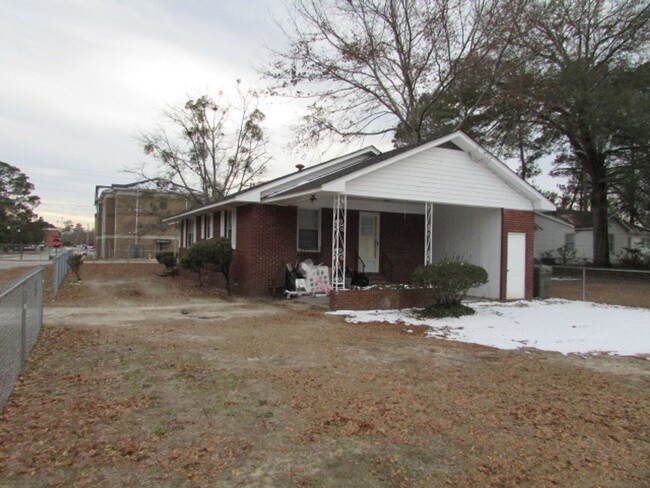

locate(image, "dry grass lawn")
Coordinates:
0 263 649 487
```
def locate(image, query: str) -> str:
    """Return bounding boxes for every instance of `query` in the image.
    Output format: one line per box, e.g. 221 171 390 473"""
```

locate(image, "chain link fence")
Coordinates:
0 268 45 410
550 266 650 308
51 250 73 301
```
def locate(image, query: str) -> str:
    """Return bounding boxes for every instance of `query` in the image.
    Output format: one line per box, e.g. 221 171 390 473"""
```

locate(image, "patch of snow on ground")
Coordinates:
330 299 650 356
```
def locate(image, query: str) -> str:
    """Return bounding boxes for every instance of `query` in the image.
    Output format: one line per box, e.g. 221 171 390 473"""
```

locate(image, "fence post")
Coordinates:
20 284 27 371
582 266 586 301
38 271 44 333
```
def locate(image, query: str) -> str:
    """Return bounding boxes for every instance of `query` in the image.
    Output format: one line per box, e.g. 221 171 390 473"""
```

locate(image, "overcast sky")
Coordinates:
1 1 556 228
0 0 386 227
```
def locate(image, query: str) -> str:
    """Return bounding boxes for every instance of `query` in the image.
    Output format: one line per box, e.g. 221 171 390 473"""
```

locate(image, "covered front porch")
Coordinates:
265 191 507 301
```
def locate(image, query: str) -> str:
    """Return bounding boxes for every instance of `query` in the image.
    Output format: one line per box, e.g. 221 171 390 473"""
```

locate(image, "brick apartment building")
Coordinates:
95 181 193 259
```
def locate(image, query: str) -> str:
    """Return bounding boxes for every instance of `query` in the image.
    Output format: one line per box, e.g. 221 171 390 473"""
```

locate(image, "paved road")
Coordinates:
0 251 52 269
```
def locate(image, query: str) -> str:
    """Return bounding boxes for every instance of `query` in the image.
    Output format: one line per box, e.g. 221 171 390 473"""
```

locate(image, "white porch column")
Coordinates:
331 194 348 290
425 202 434 264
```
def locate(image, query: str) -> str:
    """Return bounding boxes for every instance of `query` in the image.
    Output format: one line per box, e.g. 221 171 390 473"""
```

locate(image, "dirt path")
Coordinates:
1 263 649 487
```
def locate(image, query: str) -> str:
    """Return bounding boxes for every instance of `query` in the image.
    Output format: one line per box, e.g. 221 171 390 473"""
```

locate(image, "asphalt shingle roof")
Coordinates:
264 142 431 199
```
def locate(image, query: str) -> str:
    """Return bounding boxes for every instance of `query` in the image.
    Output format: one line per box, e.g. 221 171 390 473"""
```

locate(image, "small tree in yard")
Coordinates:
156 252 178 276
179 238 234 293
412 257 488 318
68 254 83 282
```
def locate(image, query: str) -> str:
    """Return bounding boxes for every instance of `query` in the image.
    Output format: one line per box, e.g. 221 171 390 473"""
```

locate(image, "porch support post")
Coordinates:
331 194 347 290
425 202 434 265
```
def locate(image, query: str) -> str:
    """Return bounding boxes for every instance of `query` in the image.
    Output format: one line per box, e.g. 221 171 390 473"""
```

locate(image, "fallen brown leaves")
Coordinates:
0 264 648 487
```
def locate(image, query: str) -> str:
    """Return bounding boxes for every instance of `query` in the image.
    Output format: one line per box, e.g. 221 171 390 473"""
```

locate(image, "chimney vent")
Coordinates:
295 164 305 172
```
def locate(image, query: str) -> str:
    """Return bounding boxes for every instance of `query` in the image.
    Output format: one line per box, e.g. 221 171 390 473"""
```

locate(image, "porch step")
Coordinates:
366 273 392 286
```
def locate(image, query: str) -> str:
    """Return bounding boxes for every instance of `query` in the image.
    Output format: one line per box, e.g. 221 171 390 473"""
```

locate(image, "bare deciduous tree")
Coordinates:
134 85 271 205
266 0 515 145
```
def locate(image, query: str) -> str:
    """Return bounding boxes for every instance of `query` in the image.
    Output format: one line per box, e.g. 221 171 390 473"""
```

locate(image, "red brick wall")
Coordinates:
182 204 427 296
230 204 297 295
380 213 424 283
501 209 535 300
231 205 426 295
330 288 432 311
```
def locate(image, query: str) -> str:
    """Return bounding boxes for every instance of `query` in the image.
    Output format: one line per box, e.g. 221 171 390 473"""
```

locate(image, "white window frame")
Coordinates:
297 207 321 252
220 208 237 249
205 214 214 239
183 218 194 248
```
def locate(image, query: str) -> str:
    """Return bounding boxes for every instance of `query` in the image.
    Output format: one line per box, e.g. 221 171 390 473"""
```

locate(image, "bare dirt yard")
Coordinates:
550 271 650 308
1 263 649 487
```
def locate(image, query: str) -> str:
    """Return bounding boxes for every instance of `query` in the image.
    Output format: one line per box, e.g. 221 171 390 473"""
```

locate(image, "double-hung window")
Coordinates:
183 218 194 248
297 208 321 251
204 214 213 239
220 209 237 249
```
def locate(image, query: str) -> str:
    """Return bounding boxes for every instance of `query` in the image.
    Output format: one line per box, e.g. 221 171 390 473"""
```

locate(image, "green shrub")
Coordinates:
155 251 177 271
68 254 84 281
179 238 234 292
618 247 650 270
412 257 488 315
419 303 476 318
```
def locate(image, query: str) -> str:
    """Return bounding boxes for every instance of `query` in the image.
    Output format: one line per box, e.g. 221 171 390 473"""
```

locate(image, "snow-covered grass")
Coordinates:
330 299 650 356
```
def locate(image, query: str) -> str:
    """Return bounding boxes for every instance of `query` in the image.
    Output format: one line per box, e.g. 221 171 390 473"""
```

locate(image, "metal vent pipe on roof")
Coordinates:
295 164 305 172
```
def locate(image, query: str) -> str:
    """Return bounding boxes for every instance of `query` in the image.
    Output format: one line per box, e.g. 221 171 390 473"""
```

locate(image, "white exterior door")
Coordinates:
506 232 526 299
358 212 380 273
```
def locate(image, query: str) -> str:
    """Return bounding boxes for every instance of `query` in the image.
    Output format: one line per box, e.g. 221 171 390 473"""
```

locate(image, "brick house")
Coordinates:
95 181 193 259
165 132 554 303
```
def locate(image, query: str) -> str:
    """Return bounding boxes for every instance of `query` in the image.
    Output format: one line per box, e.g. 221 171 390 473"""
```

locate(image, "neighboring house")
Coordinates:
534 210 648 264
534 212 575 262
629 229 650 254
95 181 193 259
164 132 554 300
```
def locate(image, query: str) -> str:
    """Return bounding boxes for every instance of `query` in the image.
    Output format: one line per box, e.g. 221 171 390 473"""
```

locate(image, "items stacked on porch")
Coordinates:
285 259 331 297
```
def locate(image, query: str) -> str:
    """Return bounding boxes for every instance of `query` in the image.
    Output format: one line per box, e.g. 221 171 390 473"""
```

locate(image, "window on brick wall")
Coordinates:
220 208 237 249
297 208 321 251
183 218 194 248
203 214 213 239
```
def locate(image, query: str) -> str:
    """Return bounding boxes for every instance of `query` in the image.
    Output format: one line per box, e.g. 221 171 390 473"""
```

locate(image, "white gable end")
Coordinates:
345 147 533 210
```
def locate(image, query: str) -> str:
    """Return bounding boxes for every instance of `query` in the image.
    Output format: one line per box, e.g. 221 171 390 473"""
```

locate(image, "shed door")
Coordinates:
506 232 526 299
358 212 380 273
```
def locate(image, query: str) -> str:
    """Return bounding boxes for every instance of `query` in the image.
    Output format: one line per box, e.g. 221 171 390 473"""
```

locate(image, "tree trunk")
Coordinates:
590 177 610 267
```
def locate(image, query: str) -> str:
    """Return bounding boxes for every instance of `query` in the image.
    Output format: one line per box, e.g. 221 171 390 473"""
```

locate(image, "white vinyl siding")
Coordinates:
431 205 501 299
345 147 532 210
565 233 575 251
574 230 593 262
533 214 574 259
297 208 321 251
574 221 629 264
609 222 630 262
